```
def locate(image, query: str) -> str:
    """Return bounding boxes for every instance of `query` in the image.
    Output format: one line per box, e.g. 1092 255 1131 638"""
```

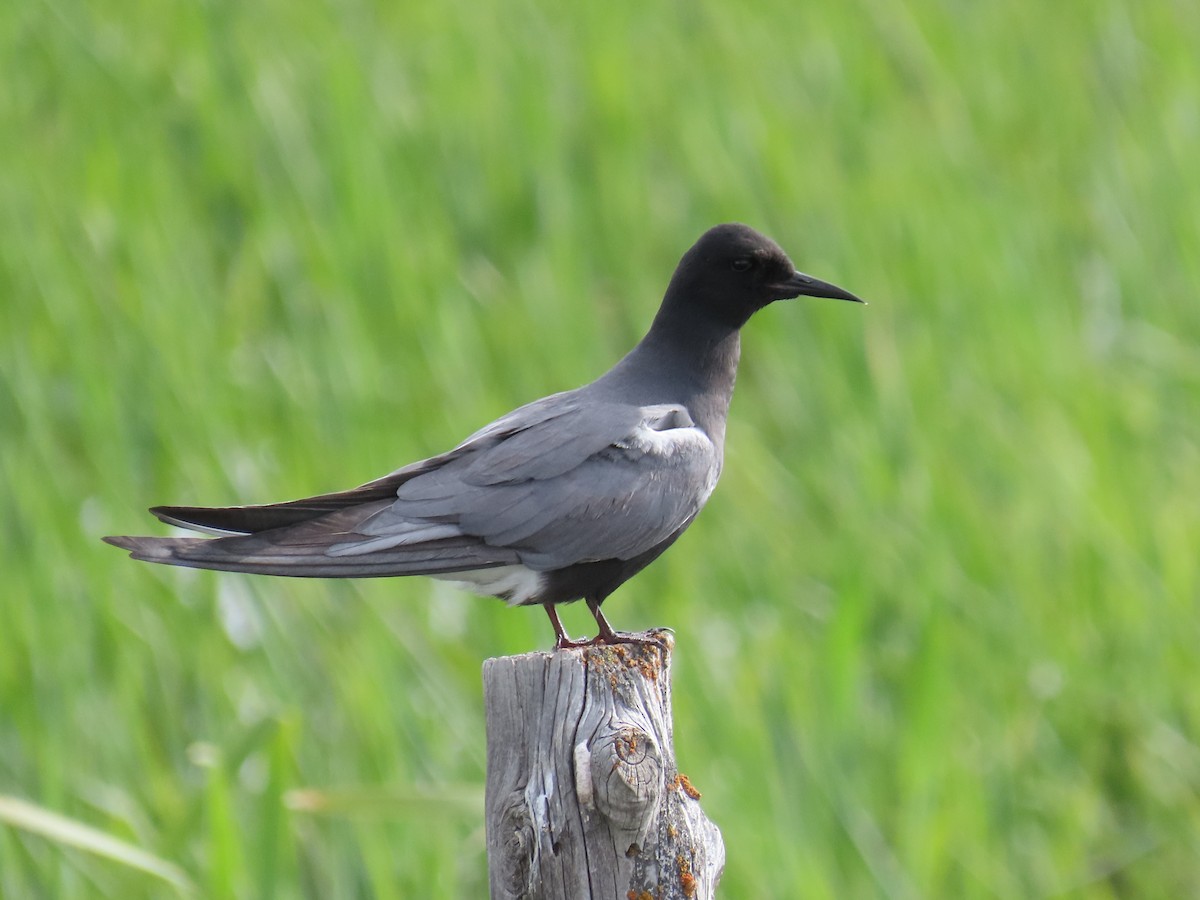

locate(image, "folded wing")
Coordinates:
106 395 722 582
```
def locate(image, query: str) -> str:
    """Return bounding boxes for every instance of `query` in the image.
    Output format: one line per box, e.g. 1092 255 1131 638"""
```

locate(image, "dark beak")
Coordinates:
774 270 866 304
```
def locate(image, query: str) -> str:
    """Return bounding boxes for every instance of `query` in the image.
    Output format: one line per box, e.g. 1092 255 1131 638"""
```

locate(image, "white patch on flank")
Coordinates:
617 404 721 503
431 564 545 606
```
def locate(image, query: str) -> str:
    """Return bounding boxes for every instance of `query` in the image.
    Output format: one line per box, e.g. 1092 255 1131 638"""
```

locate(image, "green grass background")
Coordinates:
3 0 1199 896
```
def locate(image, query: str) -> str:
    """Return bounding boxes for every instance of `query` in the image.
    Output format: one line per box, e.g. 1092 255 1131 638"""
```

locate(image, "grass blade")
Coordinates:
0 794 196 895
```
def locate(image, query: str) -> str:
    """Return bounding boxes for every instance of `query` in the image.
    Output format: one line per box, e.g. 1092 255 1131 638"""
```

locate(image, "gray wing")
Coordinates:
108 393 721 578
329 398 722 571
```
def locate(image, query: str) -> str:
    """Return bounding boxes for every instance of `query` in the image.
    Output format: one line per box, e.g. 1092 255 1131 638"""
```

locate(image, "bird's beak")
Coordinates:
774 270 866 304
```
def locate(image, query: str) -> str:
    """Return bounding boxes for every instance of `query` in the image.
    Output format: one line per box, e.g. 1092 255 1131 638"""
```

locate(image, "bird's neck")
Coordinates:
603 311 742 449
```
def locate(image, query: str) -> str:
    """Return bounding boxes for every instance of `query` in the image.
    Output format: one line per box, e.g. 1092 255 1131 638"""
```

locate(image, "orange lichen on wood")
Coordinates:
669 773 702 800
677 855 697 897
585 642 663 686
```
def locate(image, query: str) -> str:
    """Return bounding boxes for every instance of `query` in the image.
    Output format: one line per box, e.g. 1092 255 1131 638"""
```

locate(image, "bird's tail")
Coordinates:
103 502 518 579
102 533 421 577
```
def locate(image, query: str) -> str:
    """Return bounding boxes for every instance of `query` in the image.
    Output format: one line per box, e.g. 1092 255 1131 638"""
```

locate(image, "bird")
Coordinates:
105 223 864 648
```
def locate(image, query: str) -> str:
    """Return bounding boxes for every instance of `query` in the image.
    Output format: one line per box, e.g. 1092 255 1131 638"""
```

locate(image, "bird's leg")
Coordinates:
544 603 570 647
544 603 590 651
587 597 672 650
587 598 619 643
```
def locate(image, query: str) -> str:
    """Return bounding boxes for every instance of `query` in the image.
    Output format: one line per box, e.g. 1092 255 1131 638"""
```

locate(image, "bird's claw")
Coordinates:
552 627 674 653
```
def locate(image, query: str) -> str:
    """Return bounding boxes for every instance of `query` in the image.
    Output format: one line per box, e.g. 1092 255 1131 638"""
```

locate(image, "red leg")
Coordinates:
544 603 593 650
587 598 618 643
586 597 671 650
544 603 569 647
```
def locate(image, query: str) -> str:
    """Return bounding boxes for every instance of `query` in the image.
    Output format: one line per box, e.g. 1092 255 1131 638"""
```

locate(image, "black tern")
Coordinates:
105 223 864 648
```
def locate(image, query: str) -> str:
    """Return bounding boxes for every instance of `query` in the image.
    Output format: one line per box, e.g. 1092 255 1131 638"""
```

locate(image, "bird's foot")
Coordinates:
596 627 675 652
582 599 674 651
545 601 673 652
553 627 674 653
545 603 597 651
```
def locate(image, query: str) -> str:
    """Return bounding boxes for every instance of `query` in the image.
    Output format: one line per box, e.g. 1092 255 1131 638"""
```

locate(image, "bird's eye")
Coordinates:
731 258 754 272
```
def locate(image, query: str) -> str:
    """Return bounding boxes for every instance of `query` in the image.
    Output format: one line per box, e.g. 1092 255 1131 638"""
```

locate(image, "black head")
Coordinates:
662 223 865 329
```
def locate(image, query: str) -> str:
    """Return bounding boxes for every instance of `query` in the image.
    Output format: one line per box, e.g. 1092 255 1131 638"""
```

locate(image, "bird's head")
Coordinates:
665 223 865 328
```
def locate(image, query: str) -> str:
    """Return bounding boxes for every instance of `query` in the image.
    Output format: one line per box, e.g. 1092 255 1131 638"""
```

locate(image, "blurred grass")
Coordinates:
2 0 1199 896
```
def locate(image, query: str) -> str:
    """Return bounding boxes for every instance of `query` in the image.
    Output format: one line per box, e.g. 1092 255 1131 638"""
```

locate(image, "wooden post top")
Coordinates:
484 631 723 900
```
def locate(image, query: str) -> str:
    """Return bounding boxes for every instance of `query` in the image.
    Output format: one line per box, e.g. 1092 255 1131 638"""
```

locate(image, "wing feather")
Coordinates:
109 394 722 586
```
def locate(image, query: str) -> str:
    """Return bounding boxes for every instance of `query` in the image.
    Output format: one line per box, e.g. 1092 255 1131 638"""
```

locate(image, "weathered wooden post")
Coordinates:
483 630 724 899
